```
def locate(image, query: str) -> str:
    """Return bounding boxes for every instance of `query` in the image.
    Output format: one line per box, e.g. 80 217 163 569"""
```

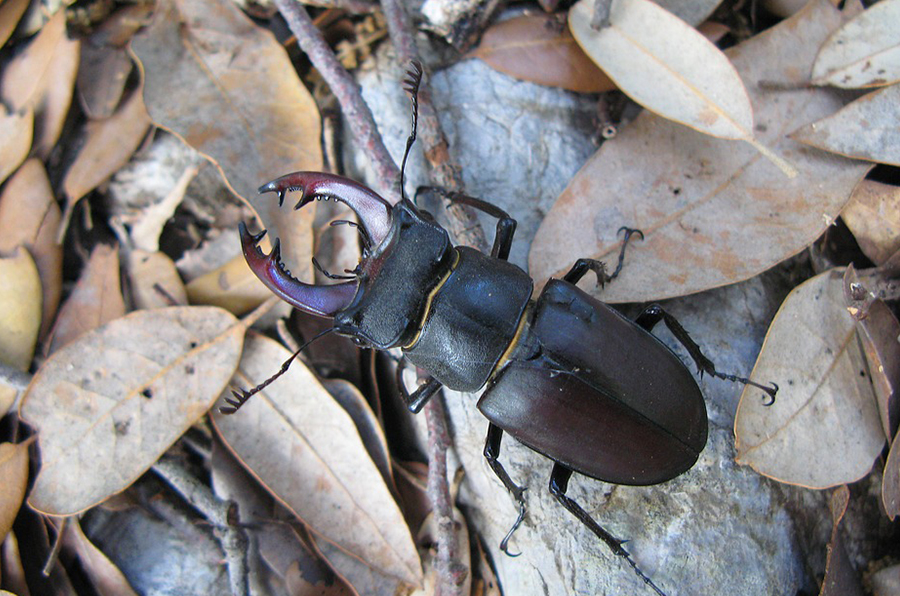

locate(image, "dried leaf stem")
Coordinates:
152 457 250 596
274 0 399 198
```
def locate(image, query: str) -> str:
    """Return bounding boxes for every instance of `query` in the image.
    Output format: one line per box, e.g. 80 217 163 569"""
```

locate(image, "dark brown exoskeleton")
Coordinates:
223 62 777 596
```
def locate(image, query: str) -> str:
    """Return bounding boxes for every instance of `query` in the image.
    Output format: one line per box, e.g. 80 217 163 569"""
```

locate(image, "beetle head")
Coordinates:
241 171 394 317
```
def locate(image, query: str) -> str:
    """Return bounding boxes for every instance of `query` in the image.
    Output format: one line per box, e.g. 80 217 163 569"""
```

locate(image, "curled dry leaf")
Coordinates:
131 0 322 276
0 105 32 184
734 269 883 489
568 0 792 174
0 248 42 370
0 10 80 158
841 179 900 265
129 165 197 253
62 85 152 219
531 0 870 303
323 378 394 493
0 441 32 541
62 520 139 596
884 431 900 519
851 289 900 439
471 14 615 94
820 486 864 596
811 0 900 88
127 250 188 310
211 334 422 587
185 253 274 315
791 83 900 167
21 306 245 515
47 243 125 354
0 158 62 339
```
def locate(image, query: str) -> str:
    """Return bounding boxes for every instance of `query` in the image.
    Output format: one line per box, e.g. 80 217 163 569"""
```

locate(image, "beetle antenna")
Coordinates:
399 60 423 202
219 328 335 414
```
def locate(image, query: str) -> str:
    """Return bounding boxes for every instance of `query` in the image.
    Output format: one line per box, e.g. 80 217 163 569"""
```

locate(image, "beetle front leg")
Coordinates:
416 186 517 261
395 356 443 413
483 423 528 556
549 463 667 596
635 305 778 404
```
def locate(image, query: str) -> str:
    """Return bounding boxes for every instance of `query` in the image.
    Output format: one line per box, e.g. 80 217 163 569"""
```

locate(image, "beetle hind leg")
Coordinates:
635 305 778 405
483 423 528 556
549 463 667 596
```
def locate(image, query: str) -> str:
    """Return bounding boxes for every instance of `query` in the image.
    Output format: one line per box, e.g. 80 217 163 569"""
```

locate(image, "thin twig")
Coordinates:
152 457 249 596
424 395 469 594
274 0 399 199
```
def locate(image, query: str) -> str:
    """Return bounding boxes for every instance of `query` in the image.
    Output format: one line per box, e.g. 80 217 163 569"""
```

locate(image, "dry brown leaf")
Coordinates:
128 250 188 310
0 0 31 47
77 46 133 120
0 248 42 370
131 0 322 276
811 0 900 88
0 105 32 184
61 520 139 596
0 10 80 158
820 486 864 596
842 180 900 265
1 532 30 596
185 252 275 315
312 537 404 596
568 0 793 174
211 334 422 587
791 83 900 167
75 4 154 119
530 0 870 303
0 440 31 541
0 158 63 339
62 85 152 212
21 306 245 515
47 243 125 354
471 14 615 94
0 383 15 417
734 269 883 488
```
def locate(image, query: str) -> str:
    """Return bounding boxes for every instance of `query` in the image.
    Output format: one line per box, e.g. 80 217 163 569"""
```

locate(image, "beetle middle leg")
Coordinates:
416 186 517 261
395 356 443 413
635 305 778 404
482 423 528 555
563 227 644 287
549 463 667 596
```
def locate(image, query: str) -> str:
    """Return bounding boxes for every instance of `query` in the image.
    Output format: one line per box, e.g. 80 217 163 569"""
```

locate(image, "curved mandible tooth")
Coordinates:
258 172 393 247
238 222 358 317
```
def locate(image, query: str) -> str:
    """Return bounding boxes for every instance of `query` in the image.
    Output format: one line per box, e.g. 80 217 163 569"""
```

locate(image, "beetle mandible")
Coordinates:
222 62 777 596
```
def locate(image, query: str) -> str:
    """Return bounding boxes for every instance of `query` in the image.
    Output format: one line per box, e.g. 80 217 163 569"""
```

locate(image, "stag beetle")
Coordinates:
222 62 777 596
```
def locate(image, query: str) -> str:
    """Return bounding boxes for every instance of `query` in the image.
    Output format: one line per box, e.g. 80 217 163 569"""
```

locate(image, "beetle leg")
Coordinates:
483 423 528 556
548 463 667 596
635 305 778 405
564 227 644 287
416 186 518 261
395 356 442 413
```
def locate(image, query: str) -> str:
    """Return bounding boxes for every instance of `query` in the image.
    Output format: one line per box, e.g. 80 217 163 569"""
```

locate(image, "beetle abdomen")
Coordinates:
403 246 533 392
478 280 708 486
